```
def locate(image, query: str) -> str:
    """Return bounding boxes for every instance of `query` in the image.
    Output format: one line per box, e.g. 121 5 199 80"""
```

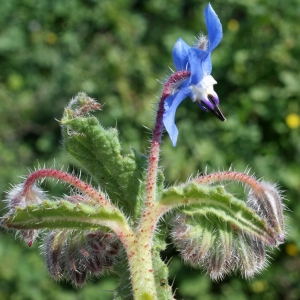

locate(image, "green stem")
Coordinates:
137 71 190 298
125 203 169 300
126 234 157 300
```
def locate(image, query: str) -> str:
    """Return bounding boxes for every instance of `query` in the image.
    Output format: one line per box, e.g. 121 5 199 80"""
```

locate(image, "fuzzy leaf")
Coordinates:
1 200 127 231
160 183 277 244
61 113 148 220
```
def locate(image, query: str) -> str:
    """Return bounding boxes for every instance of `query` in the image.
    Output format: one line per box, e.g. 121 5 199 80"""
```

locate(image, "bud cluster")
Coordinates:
64 92 102 118
44 230 120 287
172 214 266 280
171 180 285 280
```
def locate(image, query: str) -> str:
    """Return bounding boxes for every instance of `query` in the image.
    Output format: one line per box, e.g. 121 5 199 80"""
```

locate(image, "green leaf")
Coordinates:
160 183 276 244
1 200 127 231
61 111 148 220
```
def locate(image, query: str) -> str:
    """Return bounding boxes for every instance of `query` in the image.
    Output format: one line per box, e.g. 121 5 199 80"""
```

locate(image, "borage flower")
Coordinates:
163 3 225 146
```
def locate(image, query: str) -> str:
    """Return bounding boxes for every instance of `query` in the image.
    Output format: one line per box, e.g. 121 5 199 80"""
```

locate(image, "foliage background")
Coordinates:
0 0 300 299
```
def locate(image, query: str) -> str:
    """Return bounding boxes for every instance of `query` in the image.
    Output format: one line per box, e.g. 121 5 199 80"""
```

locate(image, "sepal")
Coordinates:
161 181 284 279
1 199 127 231
44 230 120 287
4 183 45 246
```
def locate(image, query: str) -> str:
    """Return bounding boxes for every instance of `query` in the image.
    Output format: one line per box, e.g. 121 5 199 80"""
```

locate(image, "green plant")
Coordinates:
1 4 285 300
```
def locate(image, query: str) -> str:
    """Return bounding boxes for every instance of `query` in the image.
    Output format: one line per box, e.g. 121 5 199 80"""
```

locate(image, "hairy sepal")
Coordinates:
160 183 277 244
1 199 127 231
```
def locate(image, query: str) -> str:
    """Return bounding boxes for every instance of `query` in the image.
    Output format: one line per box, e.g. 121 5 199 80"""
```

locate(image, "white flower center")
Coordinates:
190 75 217 103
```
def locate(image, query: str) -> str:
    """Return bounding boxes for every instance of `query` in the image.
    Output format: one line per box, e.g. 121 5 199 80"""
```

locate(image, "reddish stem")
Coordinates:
23 169 112 207
145 70 190 205
195 171 264 193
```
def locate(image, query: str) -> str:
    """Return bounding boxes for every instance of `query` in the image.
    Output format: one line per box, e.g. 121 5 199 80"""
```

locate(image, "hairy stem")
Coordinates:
24 169 112 207
145 70 190 206
145 96 165 206
126 203 169 300
136 70 190 298
195 171 264 193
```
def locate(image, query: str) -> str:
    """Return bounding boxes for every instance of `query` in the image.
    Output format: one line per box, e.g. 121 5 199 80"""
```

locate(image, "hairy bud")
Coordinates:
44 230 68 279
5 183 45 246
172 214 267 280
43 230 121 287
64 92 102 119
247 181 285 244
171 179 285 281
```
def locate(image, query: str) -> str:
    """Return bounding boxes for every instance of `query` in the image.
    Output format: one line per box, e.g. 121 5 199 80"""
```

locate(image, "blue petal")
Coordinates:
172 38 191 71
163 87 192 146
201 52 212 75
204 4 223 52
188 48 207 84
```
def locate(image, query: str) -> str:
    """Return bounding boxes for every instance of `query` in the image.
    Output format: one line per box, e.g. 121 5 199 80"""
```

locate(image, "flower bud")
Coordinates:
82 254 103 275
171 202 283 281
5 183 45 246
205 221 232 280
247 181 285 245
65 92 101 118
65 242 88 287
231 232 266 278
183 172 286 279
44 230 68 279
6 183 44 211
71 268 87 288
43 230 120 286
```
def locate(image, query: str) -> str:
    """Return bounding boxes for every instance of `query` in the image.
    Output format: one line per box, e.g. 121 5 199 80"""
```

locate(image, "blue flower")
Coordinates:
163 3 225 146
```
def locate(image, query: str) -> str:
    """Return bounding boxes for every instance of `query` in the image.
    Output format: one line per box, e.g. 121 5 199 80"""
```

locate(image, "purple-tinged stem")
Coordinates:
129 70 190 299
145 70 190 206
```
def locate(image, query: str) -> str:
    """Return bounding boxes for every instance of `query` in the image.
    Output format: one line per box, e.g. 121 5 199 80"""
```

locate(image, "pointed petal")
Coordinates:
201 52 212 75
204 4 223 52
163 87 192 146
188 48 207 84
172 38 191 71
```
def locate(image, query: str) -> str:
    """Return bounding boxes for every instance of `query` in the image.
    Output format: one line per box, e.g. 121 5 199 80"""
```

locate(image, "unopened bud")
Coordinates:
65 92 102 119
171 206 282 281
83 255 103 275
6 183 44 211
247 181 285 245
43 230 120 286
65 242 88 287
72 269 87 288
5 183 45 246
44 230 68 279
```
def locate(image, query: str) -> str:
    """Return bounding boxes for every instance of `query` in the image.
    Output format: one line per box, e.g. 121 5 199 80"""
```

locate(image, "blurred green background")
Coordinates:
0 0 299 299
